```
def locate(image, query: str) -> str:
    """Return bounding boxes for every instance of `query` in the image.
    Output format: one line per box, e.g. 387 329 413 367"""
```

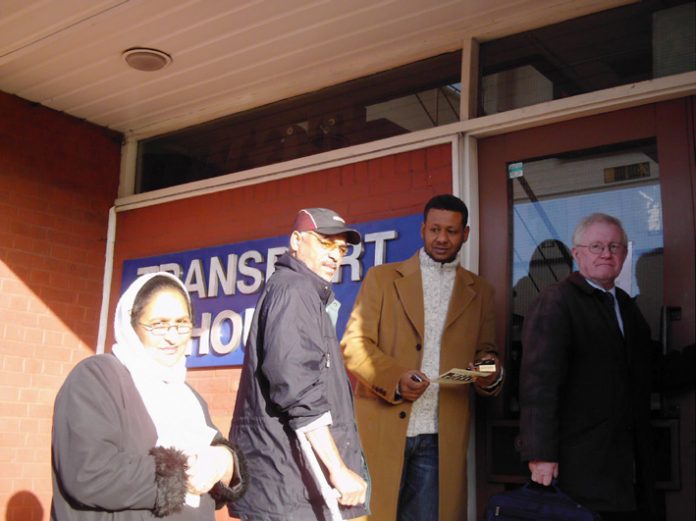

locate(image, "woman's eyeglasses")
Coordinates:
138 321 193 336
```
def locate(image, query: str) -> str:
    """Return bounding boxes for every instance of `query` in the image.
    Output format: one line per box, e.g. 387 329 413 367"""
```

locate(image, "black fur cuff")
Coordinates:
150 446 188 517
209 438 248 508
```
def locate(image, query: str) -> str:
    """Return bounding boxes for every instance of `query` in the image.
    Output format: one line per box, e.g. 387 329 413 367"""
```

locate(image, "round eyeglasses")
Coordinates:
138 322 192 336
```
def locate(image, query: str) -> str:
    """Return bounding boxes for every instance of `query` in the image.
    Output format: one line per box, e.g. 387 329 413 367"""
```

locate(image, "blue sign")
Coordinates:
121 213 422 367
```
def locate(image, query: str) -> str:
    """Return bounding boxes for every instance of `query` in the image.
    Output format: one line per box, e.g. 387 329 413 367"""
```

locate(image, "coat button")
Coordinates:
399 411 407 419
415 343 422 351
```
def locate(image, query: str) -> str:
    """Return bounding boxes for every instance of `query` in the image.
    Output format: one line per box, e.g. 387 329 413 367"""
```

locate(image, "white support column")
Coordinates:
118 138 139 198
460 36 480 121
96 206 117 354
458 133 480 275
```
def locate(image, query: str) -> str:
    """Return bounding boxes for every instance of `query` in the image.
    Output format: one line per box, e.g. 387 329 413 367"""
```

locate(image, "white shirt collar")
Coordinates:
583 276 616 297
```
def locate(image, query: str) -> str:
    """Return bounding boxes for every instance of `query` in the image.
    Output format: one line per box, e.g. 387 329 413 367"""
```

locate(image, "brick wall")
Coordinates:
111 143 452 521
0 92 121 521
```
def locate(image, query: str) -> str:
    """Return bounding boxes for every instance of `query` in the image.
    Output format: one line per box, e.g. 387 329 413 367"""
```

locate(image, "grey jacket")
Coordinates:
230 253 368 521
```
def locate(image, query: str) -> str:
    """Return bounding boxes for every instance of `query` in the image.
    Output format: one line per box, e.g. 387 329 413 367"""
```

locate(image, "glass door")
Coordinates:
476 98 695 521
508 139 663 413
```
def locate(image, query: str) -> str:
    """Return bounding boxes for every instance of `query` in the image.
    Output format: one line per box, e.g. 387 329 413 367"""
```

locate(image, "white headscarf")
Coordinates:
112 272 216 506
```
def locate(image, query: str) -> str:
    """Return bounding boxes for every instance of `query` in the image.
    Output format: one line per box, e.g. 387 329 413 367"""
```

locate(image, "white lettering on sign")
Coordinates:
265 246 287 281
131 226 403 364
243 307 254 345
185 259 206 298
210 310 243 354
135 230 398 297
190 308 255 356
238 250 264 294
160 263 182 278
191 312 211 355
208 254 238 297
365 230 398 267
335 243 362 283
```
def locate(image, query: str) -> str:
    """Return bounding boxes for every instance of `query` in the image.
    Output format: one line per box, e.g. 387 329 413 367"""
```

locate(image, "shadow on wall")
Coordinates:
6 490 44 521
0 91 122 356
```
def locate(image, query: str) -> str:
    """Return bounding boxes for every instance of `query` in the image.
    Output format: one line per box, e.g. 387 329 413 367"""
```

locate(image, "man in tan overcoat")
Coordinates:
341 194 503 521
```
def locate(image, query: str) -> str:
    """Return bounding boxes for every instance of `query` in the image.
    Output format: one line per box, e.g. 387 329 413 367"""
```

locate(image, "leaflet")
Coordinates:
435 367 489 384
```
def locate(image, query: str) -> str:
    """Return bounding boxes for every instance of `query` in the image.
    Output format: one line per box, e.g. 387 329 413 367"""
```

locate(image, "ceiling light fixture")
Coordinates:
122 47 172 72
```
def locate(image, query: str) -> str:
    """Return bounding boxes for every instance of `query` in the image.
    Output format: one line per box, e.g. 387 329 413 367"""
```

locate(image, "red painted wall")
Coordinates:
0 92 122 520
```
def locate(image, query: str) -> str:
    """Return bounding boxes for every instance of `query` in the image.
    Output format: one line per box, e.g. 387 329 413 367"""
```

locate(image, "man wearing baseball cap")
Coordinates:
230 208 369 521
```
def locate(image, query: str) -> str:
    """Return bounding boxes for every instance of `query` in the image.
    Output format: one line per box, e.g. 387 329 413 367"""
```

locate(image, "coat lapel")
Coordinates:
569 272 628 359
394 254 425 341
615 289 632 363
444 266 476 330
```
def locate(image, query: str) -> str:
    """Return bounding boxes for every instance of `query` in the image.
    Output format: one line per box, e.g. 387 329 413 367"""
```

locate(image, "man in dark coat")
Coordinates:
230 208 369 521
519 213 655 520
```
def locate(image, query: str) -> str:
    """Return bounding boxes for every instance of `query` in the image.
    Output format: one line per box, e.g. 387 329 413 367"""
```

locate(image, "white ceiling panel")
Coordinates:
0 0 631 138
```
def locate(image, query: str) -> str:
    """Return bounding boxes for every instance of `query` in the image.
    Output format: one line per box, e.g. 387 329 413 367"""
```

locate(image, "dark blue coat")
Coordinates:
229 253 368 521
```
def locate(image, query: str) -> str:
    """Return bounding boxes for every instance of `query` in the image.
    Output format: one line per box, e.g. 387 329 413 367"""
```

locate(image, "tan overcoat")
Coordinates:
341 252 498 521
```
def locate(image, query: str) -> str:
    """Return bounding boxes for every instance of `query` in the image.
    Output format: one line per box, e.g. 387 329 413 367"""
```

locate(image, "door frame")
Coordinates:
476 98 695 520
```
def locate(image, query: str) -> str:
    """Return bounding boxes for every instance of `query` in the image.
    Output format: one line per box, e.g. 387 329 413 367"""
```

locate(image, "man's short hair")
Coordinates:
423 194 469 228
572 213 628 246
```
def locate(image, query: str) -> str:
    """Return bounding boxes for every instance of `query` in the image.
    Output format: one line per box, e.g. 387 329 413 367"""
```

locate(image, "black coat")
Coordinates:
230 253 368 521
51 354 222 521
518 272 654 513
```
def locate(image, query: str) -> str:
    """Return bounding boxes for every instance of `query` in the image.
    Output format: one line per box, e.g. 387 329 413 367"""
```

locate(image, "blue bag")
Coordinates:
484 481 600 520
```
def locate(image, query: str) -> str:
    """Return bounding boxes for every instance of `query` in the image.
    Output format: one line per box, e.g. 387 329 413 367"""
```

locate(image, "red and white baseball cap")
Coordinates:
292 208 361 244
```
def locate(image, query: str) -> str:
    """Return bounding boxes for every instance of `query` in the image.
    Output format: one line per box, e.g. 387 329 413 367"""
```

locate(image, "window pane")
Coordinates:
479 1 695 116
508 139 663 413
137 52 461 193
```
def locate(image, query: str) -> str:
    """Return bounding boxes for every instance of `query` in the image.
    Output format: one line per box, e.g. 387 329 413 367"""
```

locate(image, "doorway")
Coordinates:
476 98 695 520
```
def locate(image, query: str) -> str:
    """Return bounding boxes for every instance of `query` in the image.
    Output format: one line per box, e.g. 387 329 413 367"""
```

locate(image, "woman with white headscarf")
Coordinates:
51 272 246 520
